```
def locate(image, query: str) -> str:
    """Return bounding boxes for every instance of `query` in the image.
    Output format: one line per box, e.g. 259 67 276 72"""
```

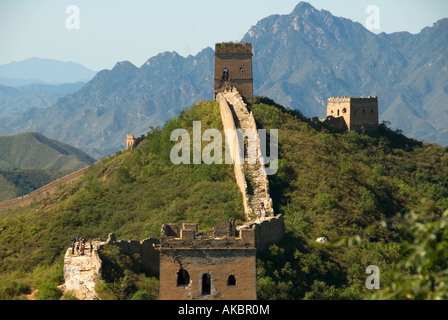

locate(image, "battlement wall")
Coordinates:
160 215 284 253
100 233 160 275
239 215 285 253
215 42 252 54
160 226 255 250
327 96 378 103
216 93 251 215
158 215 284 300
216 92 274 217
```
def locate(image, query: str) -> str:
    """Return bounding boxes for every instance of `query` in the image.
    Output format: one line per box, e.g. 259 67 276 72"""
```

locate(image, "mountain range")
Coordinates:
0 1 446 158
0 57 96 85
1 98 447 300
0 82 86 120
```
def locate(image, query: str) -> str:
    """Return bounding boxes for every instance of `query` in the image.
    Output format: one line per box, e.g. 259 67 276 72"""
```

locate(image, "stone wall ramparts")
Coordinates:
246 105 273 212
217 92 251 215
100 234 160 275
238 215 285 253
328 96 378 103
160 215 284 253
215 42 252 54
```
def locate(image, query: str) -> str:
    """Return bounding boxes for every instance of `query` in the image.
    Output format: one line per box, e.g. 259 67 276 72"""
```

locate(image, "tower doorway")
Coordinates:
222 68 229 81
201 273 211 295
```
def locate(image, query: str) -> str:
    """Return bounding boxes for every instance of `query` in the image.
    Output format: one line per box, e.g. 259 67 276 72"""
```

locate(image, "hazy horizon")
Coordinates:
1 0 447 71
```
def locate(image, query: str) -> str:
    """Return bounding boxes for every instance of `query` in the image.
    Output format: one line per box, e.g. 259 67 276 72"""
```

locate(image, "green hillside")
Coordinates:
0 98 447 300
0 132 96 201
0 132 96 171
0 169 70 202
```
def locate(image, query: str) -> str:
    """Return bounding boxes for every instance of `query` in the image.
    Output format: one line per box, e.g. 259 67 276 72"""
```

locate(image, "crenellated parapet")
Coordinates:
215 42 253 54
160 220 255 250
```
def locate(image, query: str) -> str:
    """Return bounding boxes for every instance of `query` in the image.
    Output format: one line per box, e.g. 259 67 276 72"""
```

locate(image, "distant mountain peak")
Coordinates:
113 61 137 70
291 1 317 16
0 58 96 84
431 18 448 29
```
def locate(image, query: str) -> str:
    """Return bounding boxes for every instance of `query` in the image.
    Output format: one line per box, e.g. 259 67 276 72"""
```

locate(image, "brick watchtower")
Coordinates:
214 42 253 100
159 220 257 300
326 96 379 132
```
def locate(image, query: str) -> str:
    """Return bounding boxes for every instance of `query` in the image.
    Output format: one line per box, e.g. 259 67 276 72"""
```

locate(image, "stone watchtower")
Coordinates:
159 220 257 300
326 96 379 132
126 134 135 150
214 42 253 100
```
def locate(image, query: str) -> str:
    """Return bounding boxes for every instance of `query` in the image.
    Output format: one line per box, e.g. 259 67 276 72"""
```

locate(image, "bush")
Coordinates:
35 281 63 300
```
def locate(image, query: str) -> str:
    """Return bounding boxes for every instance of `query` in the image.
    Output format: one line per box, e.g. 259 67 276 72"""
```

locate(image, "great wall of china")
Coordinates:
216 91 274 219
0 42 286 300
0 164 95 212
60 89 285 300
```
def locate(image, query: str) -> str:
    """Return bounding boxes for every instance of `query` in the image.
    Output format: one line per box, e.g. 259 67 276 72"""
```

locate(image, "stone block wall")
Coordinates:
238 214 285 253
158 215 285 300
101 233 160 276
159 221 256 300
159 248 256 300
217 93 251 215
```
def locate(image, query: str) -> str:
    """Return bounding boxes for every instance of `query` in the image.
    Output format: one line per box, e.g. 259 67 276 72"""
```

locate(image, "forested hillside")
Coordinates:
0 98 447 300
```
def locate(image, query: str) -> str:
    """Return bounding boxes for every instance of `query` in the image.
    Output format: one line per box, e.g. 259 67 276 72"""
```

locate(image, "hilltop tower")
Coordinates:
326 96 379 132
126 134 135 150
214 42 253 100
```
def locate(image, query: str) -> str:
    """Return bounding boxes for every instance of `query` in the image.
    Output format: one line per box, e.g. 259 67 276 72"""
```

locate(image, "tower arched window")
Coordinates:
240 67 244 73
201 273 211 295
222 68 229 81
227 275 236 286
177 269 190 286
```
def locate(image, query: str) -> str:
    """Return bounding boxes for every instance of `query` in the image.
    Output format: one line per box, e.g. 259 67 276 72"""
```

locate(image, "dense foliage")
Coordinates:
0 100 242 299
0 97 447 299
247 96 448 299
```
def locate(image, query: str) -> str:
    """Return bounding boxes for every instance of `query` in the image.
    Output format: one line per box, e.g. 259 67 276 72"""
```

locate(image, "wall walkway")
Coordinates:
61 240 105 300
216 91 274 220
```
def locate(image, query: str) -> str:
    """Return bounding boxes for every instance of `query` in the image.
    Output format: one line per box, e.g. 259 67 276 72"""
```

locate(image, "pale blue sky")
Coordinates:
0 0 447 71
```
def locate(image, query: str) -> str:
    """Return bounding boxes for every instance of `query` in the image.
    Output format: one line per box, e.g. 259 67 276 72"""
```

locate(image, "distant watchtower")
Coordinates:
126 134 135 150
214 42 253 100
326 96 379 132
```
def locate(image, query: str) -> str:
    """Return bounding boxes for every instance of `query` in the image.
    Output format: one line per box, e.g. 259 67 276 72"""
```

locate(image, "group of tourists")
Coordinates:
71 236 94 256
